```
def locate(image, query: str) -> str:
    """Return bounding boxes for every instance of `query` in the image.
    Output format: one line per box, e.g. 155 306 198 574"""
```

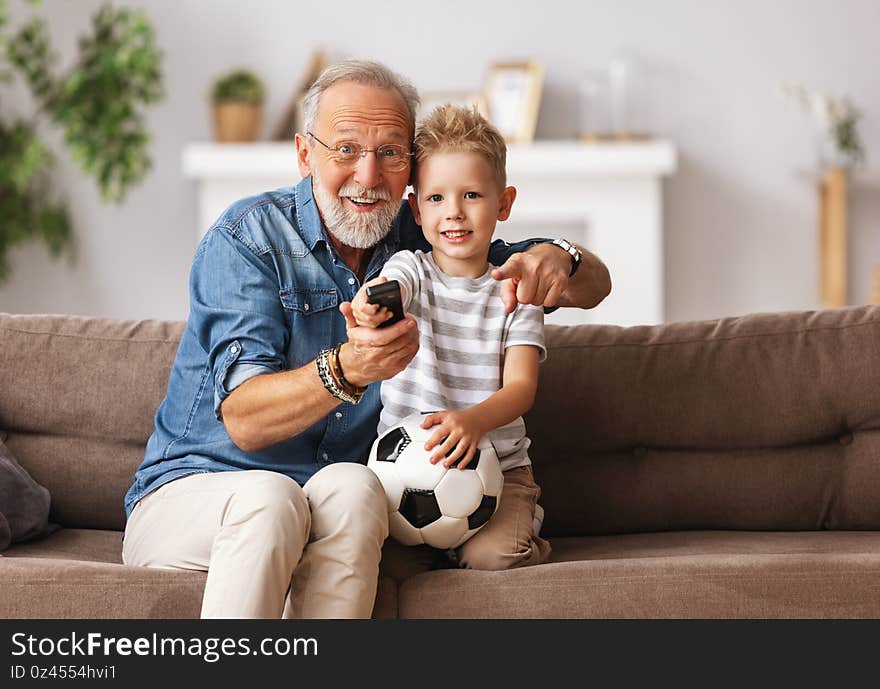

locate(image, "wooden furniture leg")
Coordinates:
872 267 880 305
819 166 847 308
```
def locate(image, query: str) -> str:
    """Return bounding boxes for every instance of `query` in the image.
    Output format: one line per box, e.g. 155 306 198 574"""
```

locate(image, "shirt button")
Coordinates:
348 278 356 285
230 345 238 354
321 452 329 461
335 412 343 419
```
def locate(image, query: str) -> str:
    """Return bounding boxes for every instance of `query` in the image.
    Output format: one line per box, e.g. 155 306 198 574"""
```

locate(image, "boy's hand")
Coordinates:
338 303 418 387
420 409 487 469
351 276 395 328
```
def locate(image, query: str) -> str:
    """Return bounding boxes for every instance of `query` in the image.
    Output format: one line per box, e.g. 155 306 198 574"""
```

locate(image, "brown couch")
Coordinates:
2 305 879 618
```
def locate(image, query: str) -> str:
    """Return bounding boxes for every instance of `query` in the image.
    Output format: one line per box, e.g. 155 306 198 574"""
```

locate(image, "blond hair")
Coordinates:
413 104 507 188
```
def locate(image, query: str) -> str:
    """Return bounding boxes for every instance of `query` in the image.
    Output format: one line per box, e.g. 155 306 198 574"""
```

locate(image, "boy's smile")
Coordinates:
440 228 473 242
408 150 516 278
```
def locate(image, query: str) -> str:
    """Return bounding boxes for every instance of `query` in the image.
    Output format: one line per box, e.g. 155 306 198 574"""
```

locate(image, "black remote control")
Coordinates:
366 280 404 328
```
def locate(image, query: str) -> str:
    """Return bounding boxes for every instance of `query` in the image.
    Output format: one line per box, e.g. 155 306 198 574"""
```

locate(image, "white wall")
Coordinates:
1 0 878 322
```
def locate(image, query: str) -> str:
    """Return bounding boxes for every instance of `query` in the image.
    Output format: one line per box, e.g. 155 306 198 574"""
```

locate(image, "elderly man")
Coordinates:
122 60 610 619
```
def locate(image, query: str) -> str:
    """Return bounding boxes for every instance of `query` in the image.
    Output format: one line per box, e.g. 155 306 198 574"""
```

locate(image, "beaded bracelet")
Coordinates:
330 343 366 398
316 348 362 405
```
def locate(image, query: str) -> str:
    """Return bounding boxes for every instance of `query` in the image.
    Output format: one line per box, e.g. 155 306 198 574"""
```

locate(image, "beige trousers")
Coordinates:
458 465 552 570
122 463 389 619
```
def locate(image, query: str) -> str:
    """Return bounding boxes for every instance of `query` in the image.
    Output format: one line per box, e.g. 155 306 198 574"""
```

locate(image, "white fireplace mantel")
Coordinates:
182 140 677 326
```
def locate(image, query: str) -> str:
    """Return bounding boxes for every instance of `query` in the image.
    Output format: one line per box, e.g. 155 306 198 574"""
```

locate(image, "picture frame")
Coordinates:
271 50 328 140
481 61 544 144
417 91 485 120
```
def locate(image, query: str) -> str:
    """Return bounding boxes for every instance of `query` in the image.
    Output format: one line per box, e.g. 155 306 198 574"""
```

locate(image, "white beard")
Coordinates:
312 171 398 250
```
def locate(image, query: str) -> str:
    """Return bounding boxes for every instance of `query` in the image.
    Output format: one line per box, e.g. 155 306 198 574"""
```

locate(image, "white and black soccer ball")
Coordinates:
367 412 504 549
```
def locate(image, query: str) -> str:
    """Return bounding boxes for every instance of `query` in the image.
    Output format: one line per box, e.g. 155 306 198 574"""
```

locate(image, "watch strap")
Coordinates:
552 238 582 277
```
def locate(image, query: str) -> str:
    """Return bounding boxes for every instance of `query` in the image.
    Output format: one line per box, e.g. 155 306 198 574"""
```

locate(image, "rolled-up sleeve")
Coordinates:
189 228 288 419
487 237 550 266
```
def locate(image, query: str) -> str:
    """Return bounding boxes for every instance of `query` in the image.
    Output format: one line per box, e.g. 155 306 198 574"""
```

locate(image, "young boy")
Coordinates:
351 104 551 570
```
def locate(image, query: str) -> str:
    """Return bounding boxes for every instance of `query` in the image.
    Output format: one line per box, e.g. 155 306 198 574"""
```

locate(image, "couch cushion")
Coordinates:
3 526 124 563
547 529 880 562
0 314 185 529
0 557 205 619
398 531 880 618
5 307 880 538
0 314 184 443
0 528 397 619
2 432 142 531
0 528 200 619
530 305 880 535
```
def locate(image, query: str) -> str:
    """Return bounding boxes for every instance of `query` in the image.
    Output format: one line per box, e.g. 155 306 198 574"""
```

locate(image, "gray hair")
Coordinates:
301 59 420 139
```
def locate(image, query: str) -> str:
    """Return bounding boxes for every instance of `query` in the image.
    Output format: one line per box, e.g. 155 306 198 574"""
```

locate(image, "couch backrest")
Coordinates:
0 314 184 530
529 305 880 536
2 306 879 535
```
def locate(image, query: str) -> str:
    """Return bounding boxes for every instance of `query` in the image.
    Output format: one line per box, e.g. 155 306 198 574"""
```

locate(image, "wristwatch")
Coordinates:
551 238 582 277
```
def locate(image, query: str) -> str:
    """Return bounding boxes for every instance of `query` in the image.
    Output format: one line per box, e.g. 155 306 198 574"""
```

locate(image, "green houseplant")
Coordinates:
211 68 265 142
781 82 866 170
0 0 162 283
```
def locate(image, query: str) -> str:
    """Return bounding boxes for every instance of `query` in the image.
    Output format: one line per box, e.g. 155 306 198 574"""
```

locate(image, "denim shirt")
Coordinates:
124 177 548 517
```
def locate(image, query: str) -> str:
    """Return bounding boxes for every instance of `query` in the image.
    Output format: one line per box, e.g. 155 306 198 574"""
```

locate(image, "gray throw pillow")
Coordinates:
0 437 54 551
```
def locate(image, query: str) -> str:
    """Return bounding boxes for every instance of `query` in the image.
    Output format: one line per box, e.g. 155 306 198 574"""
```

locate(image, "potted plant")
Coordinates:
211 69 266 142
780 82 866 170
0 0 162 283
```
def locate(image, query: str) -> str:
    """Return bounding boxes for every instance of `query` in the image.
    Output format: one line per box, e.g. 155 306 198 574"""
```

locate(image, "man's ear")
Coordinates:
407 192 422 225
295 133 312 178
497 186 517 221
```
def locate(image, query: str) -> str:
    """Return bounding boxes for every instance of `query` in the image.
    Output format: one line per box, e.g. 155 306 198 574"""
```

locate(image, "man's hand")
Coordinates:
491 241 612 312
420 409 487 469
338 301 418 387
491 242 570 313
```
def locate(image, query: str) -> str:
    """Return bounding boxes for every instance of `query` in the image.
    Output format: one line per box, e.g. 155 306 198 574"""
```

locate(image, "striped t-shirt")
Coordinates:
377 250 546 472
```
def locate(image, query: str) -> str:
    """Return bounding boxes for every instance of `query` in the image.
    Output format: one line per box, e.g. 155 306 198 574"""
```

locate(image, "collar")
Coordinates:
293 176 328 251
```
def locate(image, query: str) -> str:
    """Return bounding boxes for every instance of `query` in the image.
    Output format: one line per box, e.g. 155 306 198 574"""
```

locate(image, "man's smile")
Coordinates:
349 196 379 205
338 184 392 213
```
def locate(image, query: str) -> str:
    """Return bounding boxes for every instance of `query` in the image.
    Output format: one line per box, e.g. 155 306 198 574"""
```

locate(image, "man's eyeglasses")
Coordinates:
307 132 412 172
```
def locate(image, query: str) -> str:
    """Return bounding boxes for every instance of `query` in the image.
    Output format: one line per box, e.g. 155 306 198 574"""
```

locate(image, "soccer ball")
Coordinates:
367 412 504 549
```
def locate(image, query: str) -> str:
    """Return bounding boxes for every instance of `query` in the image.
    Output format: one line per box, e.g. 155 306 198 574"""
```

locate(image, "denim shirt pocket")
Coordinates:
279 288 339 315
279 288 340 368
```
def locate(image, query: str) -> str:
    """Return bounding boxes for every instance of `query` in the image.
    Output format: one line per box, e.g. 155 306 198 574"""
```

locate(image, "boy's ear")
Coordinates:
407 192 422 225
295 133 312 178
497 186 517 221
